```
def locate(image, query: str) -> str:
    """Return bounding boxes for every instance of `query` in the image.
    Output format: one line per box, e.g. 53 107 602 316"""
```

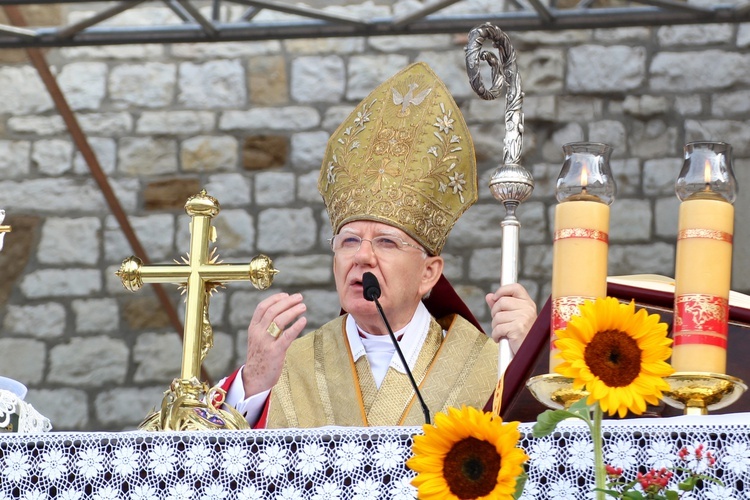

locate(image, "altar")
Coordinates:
1 414 748 499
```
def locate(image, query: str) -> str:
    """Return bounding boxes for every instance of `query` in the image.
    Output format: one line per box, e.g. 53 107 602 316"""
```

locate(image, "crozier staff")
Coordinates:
220 62 536 428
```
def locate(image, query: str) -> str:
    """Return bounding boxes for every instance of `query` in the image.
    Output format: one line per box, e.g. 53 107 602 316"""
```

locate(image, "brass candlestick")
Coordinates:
526 374 588 410
663 372 747 416
117 190 279 430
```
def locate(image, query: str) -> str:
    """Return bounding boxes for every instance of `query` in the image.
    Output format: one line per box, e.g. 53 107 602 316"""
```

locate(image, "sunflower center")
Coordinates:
443 436 501 499
584 329 642 387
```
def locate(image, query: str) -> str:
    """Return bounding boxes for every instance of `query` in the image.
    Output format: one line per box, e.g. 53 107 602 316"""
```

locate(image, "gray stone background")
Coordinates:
0 0 749 431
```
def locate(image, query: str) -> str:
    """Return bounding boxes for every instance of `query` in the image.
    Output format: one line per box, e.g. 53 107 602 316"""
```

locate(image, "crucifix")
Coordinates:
0 209 11 252
116 190 278 431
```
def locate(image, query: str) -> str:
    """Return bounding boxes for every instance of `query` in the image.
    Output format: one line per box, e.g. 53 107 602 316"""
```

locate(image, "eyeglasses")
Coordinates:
328 234 425 256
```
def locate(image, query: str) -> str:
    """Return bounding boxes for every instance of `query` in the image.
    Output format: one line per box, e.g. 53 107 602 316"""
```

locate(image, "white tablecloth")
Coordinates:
1 414 748 499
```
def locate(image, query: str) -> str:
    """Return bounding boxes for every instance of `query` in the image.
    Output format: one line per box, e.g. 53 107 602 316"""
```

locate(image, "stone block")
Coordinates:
453 285 489 321
136 111 215 135
589 120 627 158
541 123 584 162
0 178 108 212
654 197 680 238
49 336 128 387
3 303 65 338
685 120 750 157
657 24 733 47
203 331 235 379
0 338 45 384
205 173 251 206
643 158 682 196
109 62 176 108
249 55 288 105
368 34 451 52
291 131 329 171
104 213 175 263
118 137 178 175
298 289 341 330
272 254 333 286
221 107 320 131
171 40 281 59
322 105 355 131
72 137 116 175
439 253 463 282
255 171 296 206
133 332 183 382
0 66 54 114
181 135 238 172
257 207 317 253
611 158 641 197
26 388 89 431
123 295 172 330
20 269 101 299
628 120 677 159
414 50 473 98
712 90 750 117
568 45 646 92
608 242 675 276
593 26 651 42
467 122 504 164
675 96 702 116
443 204 503 250
60 44 164 60
77 112 134 135
0 140 30 179
530 163 561 200
210 209 254 256
522 243 554 279
622 95 670 118
94 386 166 429
558 97 603 122
58 62 107 111
519 48 564 93
291 55 346 103
740 23 750 48
346 54 410 100
298 170 324 203
144 178 201 211
178 60 246 109
468 247 502 282
650 51 750 91
32 139 74 176
517 201 548 245
8 116 65 135
39 217 101 265
228 289 276 329
285 37 366 55
522 95 556 122
610 199 652 242
242 135 288 170
72 298 119 334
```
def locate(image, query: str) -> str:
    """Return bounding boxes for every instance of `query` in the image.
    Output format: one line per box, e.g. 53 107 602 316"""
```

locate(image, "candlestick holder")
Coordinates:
526 373 589 410
662 372 747 416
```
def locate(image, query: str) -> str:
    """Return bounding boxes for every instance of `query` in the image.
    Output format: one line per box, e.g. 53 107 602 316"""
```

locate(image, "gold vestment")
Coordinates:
267 314 497 427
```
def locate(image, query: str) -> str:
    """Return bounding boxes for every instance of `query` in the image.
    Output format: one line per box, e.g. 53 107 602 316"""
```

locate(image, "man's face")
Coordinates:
332 220 443 333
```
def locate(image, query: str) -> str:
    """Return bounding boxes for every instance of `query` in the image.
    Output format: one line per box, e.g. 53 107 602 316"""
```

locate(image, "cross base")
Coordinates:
139 377 250 431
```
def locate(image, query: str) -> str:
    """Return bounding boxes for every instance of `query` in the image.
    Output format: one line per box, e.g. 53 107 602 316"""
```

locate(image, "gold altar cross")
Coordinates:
0 209 11 252
116 190 278 430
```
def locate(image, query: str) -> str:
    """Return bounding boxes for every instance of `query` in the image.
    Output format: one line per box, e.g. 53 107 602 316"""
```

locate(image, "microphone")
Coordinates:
362 272 431 425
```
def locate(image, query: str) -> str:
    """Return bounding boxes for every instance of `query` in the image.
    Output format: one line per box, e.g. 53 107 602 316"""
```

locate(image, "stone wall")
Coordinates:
0 2 748 430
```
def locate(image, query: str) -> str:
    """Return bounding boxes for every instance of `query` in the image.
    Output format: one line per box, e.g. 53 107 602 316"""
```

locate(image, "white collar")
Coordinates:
345 301 431 374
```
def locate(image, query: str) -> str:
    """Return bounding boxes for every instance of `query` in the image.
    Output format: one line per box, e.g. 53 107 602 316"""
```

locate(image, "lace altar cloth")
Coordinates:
0 414 748 499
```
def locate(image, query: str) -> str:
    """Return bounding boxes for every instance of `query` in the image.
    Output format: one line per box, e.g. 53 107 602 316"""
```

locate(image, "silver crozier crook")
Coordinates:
465 23 535 405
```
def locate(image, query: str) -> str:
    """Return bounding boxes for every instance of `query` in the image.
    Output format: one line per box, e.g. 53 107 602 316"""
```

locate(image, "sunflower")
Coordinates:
554 297 674 418
407 405 528 500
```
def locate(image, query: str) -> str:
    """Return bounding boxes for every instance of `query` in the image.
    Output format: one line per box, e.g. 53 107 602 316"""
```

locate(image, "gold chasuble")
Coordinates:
267 314 498 428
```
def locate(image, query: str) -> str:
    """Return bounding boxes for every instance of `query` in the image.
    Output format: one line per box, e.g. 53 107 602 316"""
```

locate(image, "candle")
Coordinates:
550 142 615 372
550 200 610 371
671 142 737 374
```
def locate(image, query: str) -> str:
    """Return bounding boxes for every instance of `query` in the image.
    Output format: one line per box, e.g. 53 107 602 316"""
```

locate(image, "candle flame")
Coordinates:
704 159 712 186
581 168 588 188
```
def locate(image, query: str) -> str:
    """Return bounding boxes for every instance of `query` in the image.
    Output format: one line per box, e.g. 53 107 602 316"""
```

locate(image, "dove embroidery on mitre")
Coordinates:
391 82 432 116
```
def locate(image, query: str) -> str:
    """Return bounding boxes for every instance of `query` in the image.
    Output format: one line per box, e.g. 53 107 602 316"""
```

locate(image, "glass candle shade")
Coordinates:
672 142 737 374
550 143 616 371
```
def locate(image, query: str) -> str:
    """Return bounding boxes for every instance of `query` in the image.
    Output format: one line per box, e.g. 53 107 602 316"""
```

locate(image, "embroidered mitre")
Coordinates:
317 62 477 256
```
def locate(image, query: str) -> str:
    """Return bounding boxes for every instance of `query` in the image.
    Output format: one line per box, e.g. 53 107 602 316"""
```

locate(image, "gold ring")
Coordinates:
266 321 282 339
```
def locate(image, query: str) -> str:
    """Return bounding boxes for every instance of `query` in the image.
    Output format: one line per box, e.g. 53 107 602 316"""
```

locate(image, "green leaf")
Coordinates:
622 491 645 500
512 473 527 499
532 409 584 437
678 476 697 491
567 397 593 419
665 490 679 500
